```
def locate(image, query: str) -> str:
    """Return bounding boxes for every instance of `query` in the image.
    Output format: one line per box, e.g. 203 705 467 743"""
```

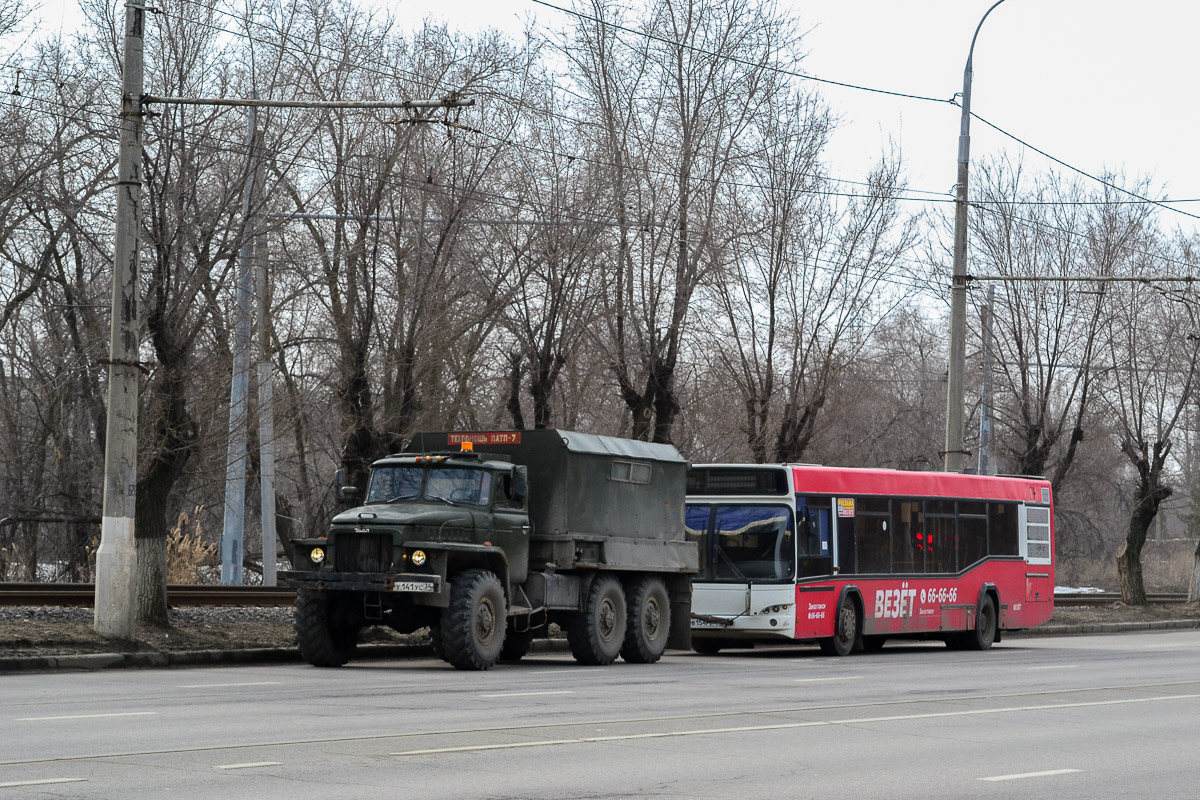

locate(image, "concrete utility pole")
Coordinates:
977 285 996 476
944 0 1009 473
94 3 146 640
220 106 258 585
255 167 277 586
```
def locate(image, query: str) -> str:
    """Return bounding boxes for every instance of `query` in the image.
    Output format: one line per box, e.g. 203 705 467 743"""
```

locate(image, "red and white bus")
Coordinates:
686 464 1054 655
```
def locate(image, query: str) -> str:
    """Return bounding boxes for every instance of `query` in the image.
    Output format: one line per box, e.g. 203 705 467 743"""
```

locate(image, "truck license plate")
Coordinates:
394 581 435 593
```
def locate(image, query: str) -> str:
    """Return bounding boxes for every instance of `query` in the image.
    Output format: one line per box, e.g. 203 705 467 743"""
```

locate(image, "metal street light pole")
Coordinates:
944 0 1009 473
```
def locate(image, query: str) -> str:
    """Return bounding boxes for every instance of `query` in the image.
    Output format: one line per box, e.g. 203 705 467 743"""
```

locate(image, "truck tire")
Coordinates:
295 589 358 667
440 569 507 670
567 573 627 665
428 624 445 661
621 576 671 664
500 627 533 662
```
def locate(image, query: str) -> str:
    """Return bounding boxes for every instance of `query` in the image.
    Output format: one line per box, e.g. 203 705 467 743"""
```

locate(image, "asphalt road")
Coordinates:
2 631 1198 799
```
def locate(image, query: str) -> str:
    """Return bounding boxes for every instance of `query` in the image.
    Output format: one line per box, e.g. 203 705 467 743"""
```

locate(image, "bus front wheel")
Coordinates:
819 596 859 657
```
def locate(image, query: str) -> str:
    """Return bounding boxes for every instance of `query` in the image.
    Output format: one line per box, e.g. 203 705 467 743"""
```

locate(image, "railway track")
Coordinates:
1053 592 1188 606
0 583 1188 608
0 582 297 607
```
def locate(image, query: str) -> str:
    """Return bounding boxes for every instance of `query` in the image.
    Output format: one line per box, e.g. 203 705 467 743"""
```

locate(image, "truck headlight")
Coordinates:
310 547 325 564
411 549 426 566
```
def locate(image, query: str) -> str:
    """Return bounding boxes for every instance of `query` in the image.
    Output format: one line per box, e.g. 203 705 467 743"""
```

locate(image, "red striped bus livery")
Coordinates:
685 464 1054 655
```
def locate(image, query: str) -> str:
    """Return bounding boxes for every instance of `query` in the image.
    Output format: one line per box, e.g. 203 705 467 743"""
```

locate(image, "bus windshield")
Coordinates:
366 466 492 506
686 504 795 582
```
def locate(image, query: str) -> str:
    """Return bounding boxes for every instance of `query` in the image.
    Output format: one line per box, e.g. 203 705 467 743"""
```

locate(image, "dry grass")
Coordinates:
167 507 218 585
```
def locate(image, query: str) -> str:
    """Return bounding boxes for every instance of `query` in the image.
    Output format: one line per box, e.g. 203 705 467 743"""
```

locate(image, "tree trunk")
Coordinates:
1189 537 1200 604
137 534 169 625
135 364 198 627
1118 481 1165 605
505 353 525 430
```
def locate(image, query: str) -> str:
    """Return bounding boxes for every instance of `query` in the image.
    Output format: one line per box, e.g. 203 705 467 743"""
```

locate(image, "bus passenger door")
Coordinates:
796 497 833 578
834 497 856 575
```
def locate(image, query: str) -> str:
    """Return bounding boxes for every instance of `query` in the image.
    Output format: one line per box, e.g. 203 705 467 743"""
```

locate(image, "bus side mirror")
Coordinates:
510 466 528 503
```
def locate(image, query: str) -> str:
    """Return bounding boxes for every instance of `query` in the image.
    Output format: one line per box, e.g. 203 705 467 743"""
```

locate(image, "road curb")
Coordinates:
0 636 570 675
2 623 1197 674
1007 618 1200 637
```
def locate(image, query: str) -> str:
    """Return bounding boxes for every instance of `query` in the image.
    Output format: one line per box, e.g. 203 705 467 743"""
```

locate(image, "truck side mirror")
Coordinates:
510 466 528 503
333 468 359 504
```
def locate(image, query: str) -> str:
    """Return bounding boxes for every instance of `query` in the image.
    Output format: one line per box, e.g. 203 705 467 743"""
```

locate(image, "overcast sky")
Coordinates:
392 0 1200 234
24 0 1200 235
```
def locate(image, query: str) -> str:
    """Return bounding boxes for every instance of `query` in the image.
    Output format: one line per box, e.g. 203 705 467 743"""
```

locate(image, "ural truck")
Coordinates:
280 429 698 670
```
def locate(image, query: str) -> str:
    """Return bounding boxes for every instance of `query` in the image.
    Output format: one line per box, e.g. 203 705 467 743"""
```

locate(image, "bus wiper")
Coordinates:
715 546 747 580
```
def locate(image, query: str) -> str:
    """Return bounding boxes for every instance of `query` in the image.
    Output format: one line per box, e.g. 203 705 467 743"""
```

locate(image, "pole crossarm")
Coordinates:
142 96 475 110
968 274 1200 283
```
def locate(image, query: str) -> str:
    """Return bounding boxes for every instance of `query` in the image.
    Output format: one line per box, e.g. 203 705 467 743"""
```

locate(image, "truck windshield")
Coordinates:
366 466 491 506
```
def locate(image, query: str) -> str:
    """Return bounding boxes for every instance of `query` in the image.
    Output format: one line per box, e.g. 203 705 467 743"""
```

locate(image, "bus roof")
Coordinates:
691 463 1051 504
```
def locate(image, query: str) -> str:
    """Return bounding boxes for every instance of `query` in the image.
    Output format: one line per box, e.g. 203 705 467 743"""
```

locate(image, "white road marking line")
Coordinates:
1146 643 1189 649
15 712 157 722
794 676 862 683
479 690 575 698
213 762 284 771
980 768 1082 782
391 693 1200 756
1029 665 1080 670
179 681 282 688
0 778 86 788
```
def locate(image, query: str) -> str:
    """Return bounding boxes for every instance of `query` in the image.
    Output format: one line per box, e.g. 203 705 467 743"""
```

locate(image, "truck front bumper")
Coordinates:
279 570 442 595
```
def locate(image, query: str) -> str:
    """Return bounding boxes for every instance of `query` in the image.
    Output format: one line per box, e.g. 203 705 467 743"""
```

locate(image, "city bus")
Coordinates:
685 464 1054 655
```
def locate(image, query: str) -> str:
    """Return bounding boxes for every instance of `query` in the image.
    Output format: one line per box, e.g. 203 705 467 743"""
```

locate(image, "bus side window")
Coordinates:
989 502 1019 555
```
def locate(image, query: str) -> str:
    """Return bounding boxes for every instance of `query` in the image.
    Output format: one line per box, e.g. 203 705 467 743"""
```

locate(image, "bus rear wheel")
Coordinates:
965 595 998 651
819 596 859 657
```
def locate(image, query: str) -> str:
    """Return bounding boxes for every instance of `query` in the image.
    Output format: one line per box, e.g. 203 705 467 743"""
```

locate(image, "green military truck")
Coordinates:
280 430 697 670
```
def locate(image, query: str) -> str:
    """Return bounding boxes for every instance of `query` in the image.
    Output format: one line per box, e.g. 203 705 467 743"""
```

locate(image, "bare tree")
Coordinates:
568 0 796 443
969 159 1143 488
1104 250 1200 605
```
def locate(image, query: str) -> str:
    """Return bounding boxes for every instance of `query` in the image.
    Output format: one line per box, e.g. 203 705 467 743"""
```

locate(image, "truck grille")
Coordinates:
334 531 394 573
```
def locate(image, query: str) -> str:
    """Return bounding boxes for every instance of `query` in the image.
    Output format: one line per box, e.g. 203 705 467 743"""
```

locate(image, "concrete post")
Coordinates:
94 2 146 640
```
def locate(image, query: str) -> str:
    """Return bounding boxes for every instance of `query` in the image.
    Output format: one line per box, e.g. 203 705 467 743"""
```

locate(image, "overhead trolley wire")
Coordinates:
530 0 954 106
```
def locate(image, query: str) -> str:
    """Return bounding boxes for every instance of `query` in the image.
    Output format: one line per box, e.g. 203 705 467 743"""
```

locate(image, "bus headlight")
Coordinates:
411 549 426 566
310 547 325 564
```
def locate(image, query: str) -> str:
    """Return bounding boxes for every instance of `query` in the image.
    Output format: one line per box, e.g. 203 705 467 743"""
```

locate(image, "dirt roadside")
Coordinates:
2 600 1198 660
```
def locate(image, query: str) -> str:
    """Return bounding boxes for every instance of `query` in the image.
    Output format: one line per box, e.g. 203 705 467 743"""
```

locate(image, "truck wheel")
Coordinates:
621 576 671 664
818 595 859 657
965 595 998 651
567 573 627 665
428 624 445 661
500 627 533 662
440 569 507 670
294 589 358 667
692 637 723 655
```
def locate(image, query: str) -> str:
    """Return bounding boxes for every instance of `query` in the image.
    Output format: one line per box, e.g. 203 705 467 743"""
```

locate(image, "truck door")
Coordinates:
490 469 530 584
